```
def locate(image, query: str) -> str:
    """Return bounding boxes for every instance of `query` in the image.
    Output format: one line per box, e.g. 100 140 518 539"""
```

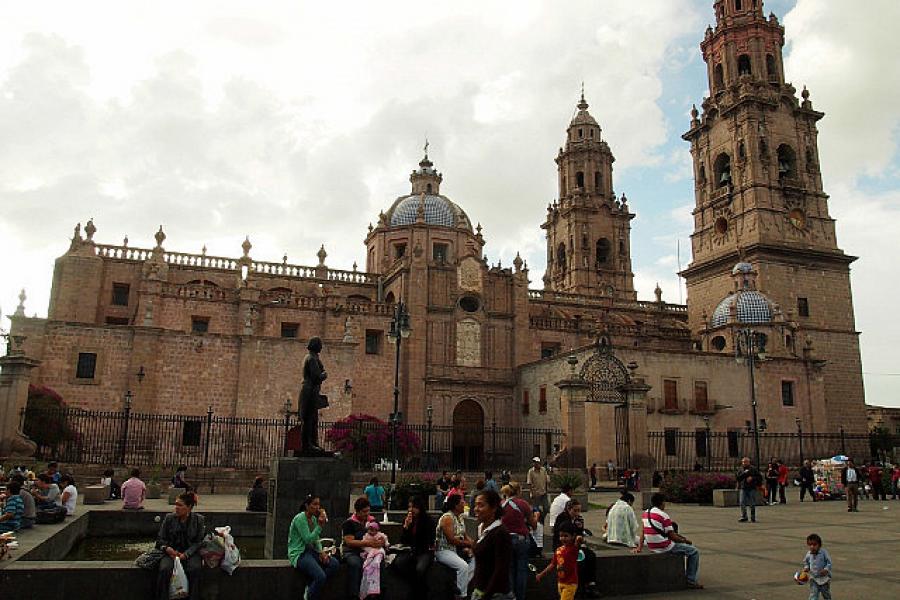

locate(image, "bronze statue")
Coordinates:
299 336 331 456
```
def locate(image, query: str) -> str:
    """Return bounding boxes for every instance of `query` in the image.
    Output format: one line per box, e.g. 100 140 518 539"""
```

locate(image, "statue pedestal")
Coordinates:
264 456 351 559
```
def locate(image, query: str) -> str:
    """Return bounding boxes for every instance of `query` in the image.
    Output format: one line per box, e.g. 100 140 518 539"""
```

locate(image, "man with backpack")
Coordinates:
736 457 762 523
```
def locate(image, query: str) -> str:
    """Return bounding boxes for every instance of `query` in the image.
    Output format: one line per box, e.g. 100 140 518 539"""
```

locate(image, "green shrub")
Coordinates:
550 470 583 492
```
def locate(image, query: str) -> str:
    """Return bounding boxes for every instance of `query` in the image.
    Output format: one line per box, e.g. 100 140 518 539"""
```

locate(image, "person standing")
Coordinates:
483 471 499 494
635 493 703 589
589 463 598 490
299 336 329 456
736 457 762 523
841 459 860 512
536 521 580 600
798 460 816 502
891 465 900 500
364 477 386 515
288 495 338 600
552 499 599 598
501 482 535 600
765 461 779 506
777 460 789 504
868 463 886 501
606 458 615 481
527 457 550 520
800 533 833 600
246 476 267 512
471 490 512 600
436 471 451 508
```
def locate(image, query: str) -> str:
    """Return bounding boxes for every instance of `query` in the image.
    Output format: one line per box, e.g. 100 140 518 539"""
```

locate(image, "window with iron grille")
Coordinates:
781 380 795 406
539 386 547 414
191 317 209 333
664 429 678 456
111 283 130 306
365 330 382 355
281 323 299 338
181 421 202 446
75 352 97 379
727 430 740 458
105 316 129 326
695 429 708 458
694 381 709 412
663 379 678 410
522 390 530 415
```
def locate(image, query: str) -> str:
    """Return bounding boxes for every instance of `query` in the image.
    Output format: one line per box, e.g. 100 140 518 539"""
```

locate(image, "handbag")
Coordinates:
317 394 329 409
135 548 165 570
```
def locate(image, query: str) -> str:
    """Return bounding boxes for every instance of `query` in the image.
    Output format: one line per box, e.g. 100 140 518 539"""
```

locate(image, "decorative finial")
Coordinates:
691 104 699 119
424 137 429 160
352 261 358 272
317 244 327 266
242 236 252 257
123 235 129 247
513 252 523 272
577 83 589 111
476 222 482 235
801 86 809 100
201 244 207 256
84 218 96 241
71 222 83 246
654 283 663 303
368 222 373 233
14 289 26 316
154 225 166 248
283 252 288 265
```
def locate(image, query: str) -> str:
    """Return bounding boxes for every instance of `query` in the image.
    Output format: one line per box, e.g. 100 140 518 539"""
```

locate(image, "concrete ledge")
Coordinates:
713 488 740 507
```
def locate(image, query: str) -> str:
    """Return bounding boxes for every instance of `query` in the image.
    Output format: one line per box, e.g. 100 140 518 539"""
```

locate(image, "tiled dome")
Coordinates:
387 194 472 230
710 290 773 329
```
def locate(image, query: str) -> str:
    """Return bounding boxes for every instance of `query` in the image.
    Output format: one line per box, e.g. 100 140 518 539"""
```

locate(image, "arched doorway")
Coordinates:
452 400 484 470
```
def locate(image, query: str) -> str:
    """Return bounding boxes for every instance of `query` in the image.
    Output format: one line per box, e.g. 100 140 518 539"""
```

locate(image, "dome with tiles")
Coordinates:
710 291 773 328
387 194 471 229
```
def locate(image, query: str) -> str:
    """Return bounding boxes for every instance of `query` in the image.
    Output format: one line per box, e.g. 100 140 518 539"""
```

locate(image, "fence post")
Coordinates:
203 405 213 468
120 398 132 466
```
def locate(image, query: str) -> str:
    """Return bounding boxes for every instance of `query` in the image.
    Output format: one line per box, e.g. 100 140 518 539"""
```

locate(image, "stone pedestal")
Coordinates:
0 353 40 461
265 456 351 560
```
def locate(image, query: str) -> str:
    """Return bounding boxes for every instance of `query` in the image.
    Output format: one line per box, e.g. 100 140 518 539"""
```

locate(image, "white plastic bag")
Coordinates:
169 556 189 599
216 526 241 575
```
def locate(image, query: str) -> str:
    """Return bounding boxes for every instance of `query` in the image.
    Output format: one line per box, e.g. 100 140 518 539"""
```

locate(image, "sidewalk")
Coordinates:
583 492 900 599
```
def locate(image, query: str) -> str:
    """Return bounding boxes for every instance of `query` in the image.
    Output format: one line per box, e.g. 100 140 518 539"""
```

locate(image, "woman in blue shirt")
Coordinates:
364 477 386 513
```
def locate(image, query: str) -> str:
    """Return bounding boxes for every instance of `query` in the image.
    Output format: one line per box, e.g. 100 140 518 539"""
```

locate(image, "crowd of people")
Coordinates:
0 462 79 533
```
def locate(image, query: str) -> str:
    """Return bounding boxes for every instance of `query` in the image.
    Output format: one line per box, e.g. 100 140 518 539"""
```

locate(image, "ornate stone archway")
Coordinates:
580 336 630 404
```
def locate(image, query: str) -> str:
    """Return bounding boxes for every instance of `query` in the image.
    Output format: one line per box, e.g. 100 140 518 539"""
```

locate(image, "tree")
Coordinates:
325 413 421 468
23 384 75 453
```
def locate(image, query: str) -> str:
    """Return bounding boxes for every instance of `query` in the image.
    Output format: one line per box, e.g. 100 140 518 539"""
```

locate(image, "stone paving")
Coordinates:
584 491 900 599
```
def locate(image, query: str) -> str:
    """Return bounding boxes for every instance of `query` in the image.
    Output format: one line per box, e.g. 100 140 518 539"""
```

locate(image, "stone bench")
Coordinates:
82 485 107 505
713 488 740 507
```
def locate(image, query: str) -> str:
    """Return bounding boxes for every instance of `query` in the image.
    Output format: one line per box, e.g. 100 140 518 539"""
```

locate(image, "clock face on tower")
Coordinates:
789 209 806 230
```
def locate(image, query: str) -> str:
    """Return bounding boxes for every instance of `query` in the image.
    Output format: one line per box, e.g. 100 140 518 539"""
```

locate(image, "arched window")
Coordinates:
557 243 567 272
766 54 778 81
699 164 707 184
576 171 585 189
777 144 796 178
596 238 611 265
385 291 395 304
714 63 725 91
738 54 752 77
594 171 601 191
714 153 732 187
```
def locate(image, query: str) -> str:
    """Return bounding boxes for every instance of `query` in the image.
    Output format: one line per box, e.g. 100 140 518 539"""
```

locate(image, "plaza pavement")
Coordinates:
583 491 900 599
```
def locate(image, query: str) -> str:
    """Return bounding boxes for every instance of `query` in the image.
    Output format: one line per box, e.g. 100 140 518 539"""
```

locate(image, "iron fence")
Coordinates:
22 406 563 472
648 430 892 471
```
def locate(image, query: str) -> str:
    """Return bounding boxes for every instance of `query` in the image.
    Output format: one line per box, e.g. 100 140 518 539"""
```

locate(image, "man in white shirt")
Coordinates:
604 492 641 547
547 483 573 528
841 459 860 512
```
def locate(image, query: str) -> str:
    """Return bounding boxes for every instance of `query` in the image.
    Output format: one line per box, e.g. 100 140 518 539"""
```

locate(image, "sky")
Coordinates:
1 1 898 407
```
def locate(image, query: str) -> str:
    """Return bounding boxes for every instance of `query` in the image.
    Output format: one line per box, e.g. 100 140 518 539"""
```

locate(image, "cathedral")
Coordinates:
3 1 867 470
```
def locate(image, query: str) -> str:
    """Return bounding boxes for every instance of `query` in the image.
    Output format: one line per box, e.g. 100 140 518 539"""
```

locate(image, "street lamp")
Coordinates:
703 415 711 471
426 404 434 469
386 300 411 485
735 327 767 470
796 418 803 464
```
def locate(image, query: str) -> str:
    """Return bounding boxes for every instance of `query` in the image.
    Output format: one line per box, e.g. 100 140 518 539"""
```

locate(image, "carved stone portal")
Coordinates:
457 257 482 292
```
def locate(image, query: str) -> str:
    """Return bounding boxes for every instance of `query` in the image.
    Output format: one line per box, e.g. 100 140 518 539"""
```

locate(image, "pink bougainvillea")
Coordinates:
326 413 421 461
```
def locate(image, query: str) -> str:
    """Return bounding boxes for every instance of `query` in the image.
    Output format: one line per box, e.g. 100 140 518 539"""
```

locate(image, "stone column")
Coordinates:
0 350 40 460
555 356 590 469
619 376 653 472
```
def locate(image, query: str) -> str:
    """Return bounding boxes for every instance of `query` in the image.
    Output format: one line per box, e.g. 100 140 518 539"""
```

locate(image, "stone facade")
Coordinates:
3 1 868 469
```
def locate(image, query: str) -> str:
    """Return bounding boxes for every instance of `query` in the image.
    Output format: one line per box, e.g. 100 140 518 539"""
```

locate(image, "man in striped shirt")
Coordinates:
634 492 703 590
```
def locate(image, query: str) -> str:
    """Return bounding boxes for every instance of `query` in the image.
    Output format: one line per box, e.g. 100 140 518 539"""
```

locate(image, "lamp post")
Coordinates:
703 415 711 471
120 390 133 465
736 328 766 469
426 404 434 465
796 418 804 465
386 300 411 485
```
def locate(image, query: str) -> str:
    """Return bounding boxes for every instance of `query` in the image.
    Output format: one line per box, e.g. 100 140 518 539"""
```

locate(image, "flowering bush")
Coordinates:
659 471 736 504
24 383 74 450
325 414 421 465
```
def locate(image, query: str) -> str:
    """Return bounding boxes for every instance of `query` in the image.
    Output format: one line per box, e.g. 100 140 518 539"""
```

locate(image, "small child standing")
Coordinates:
802 533 832 600
536 521 580 600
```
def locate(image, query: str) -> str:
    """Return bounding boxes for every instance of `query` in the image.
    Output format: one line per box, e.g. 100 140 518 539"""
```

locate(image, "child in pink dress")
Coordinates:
359 521 389 599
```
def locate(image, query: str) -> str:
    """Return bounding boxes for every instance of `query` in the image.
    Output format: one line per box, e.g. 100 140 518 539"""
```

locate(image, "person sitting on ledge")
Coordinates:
604 491 641 548
11 474 36 529
122 468 146 510
32 473 60 510
172 465 192 492
155 490 205 600
246 476 267 512
58 475 78 516
101 468 121 500
635 492 703 590
342 497 383 600
288 495 338 600
0 480 25 533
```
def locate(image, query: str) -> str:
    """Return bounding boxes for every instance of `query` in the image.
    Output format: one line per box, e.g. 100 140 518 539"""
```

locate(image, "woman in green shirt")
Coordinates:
288 495 338 600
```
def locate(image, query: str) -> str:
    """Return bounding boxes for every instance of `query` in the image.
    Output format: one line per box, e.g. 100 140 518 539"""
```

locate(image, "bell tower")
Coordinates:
542 91 636 300
681 0 866 432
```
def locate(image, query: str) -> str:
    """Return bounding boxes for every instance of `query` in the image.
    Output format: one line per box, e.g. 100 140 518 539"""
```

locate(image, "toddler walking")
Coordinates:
801 533 832 600
536 521 580 600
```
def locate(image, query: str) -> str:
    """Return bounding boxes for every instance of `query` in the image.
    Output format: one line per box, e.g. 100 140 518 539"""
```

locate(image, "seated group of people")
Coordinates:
0 462 78 533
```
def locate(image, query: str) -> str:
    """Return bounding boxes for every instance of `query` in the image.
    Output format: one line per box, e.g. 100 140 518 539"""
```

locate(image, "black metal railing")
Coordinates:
22 406 563 472
648 430 890 471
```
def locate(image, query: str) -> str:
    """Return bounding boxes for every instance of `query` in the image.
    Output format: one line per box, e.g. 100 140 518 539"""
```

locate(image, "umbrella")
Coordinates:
831 455 849 462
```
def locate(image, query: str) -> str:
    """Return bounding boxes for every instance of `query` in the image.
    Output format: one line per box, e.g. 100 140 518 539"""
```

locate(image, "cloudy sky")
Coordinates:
1 1 898 407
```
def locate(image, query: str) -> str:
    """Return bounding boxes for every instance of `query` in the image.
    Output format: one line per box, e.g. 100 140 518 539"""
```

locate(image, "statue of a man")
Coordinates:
299 336 330 456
